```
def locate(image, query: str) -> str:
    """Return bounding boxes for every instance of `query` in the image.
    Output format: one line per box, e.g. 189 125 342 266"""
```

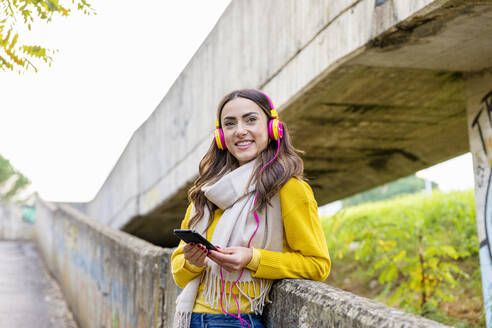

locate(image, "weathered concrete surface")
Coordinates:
280 66 466 199
0 241 78 328
35 200 451 327
34 197 176 328
465 68 492 327
76 0 492 248
277 0 492 203
264 279 450 328
0 202 33 240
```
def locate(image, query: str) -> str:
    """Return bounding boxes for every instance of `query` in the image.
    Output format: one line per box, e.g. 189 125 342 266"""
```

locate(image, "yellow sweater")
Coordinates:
171 177 331 314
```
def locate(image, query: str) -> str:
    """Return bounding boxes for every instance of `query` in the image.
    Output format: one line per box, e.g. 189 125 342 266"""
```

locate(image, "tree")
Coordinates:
1 0 95 73
0 153 32 203
342 174 438 207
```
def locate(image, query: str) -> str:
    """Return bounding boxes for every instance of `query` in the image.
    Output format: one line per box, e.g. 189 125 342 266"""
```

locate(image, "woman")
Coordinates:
171 89 330 328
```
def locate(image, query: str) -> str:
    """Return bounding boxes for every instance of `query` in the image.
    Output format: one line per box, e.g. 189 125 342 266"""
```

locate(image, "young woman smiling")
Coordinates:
171 89 331 328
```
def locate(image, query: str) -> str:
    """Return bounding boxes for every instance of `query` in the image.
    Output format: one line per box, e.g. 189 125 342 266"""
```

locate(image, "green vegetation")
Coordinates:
0 153 32 203
1 0 95 72
323 190 484 327
341 174 438 207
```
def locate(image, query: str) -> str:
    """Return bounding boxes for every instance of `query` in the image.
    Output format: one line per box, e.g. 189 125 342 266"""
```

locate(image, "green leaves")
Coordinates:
379 262 398 284
323 189 478 317
425 245 459 260
0 0 96 73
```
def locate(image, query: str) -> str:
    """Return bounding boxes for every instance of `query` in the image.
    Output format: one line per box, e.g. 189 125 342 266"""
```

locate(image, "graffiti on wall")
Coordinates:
471 90 492 259
476 160 487 189
471 91 492 156
52 216 133 327
485 170 492 261
470 90 492 328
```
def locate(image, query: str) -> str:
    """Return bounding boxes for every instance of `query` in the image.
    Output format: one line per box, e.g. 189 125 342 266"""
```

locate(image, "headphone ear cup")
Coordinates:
214 128 227 150
268 118 284 141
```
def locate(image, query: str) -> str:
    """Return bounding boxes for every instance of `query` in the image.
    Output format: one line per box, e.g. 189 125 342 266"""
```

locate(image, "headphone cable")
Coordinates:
219 138 281 328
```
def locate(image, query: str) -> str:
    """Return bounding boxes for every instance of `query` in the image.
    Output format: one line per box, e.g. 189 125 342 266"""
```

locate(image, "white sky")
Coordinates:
0 1 475 204
416 153 474 192
0 0 231 202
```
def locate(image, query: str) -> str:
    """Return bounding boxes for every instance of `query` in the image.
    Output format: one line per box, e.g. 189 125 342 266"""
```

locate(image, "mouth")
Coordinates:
235 140 254 149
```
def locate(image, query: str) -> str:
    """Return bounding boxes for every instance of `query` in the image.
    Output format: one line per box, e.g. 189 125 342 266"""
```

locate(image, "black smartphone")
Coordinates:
173 229 218 251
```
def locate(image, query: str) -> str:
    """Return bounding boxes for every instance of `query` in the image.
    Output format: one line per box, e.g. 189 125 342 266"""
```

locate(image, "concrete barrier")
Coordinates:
0 202 34 240
35 198 451 328
35 197 177 328
264 279 450 328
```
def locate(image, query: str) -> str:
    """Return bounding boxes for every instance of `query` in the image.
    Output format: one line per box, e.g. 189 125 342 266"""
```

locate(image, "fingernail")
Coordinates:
189 242 195 246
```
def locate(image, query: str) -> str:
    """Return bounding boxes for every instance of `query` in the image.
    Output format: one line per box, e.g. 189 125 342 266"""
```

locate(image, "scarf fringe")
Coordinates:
173 311 192 328
202 267 273 314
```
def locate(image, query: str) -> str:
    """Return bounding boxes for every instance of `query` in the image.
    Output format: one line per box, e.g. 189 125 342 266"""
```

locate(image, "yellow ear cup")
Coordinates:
214 129 226 150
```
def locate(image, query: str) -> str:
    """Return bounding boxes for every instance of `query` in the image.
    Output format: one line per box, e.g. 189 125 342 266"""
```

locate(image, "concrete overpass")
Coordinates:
74 0 491 248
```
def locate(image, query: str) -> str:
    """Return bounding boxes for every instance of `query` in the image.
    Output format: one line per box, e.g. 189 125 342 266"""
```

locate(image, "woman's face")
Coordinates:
221 97 269 166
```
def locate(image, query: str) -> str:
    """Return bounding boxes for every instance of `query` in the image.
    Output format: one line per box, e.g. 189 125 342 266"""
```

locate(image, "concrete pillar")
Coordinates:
466 68 492 327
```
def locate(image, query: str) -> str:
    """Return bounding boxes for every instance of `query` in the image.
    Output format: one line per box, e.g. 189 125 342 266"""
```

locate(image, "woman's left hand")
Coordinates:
208 246 253 272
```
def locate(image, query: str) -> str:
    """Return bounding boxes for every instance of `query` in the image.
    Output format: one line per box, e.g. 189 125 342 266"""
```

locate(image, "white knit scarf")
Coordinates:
173 160 283 328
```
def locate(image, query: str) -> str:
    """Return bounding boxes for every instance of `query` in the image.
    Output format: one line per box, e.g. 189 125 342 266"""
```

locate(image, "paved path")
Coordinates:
0 240 78 328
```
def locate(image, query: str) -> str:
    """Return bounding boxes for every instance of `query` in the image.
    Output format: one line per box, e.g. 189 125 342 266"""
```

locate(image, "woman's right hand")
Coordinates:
183 242 208 267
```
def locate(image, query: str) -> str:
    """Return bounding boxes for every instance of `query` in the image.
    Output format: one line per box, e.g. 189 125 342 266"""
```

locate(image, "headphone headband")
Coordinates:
256 89 275 111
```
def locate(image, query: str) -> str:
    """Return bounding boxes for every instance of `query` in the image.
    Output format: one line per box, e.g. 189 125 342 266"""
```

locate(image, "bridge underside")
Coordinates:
124 0 492 247
288 65 467 201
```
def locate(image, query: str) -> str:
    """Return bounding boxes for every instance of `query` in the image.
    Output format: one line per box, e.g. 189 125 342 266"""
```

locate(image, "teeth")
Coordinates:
237 141 252 146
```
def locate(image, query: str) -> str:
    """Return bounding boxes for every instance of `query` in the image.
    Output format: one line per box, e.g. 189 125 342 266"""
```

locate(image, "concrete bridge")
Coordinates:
77 0 490 248
11 0 492 327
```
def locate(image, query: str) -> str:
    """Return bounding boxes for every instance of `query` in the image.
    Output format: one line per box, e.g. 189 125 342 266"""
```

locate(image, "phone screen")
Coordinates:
173 229 218 251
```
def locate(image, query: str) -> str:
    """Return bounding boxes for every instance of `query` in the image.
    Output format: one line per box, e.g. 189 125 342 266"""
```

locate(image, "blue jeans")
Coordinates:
190 312 264 328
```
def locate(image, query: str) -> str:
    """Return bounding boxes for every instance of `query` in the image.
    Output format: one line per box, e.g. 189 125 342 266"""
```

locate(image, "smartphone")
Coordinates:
173 229 218 251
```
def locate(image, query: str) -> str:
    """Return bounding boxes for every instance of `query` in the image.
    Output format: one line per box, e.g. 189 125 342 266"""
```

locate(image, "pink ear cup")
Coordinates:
214 128 227 150
268 120 275 140
277 120 284 139
219 129 226 149
268 119 284 140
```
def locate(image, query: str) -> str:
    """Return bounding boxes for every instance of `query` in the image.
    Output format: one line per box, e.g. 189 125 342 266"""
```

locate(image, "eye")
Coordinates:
247 116 257 123
224 121 234 127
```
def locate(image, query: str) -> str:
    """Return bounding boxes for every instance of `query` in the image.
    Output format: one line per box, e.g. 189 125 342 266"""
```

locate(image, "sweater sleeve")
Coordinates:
251 178 331 281
171 203 206 288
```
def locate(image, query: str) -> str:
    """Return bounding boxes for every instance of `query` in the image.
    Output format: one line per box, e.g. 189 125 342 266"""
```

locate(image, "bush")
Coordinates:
323 190 478 315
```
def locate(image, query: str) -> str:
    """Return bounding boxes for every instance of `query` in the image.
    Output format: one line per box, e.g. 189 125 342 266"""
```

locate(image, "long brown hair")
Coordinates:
187 89 304 229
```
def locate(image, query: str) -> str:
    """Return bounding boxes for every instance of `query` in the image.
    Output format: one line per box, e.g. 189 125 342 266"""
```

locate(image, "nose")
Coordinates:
235 121 247 136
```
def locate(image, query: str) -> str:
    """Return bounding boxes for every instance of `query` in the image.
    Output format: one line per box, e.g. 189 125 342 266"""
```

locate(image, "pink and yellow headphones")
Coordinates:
214 91 283 150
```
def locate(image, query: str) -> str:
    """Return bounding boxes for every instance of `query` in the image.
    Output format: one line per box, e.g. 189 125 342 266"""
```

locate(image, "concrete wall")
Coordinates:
36 199 450 327
35 197 176 328
465 68 492 327
0 202 33 240
85 0 450 230
265 279 450 328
